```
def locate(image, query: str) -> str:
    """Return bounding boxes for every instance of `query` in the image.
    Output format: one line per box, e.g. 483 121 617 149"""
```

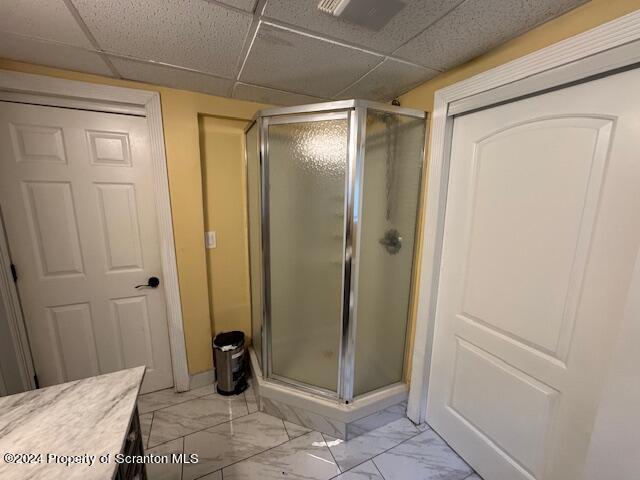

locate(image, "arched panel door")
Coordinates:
428 68 640 480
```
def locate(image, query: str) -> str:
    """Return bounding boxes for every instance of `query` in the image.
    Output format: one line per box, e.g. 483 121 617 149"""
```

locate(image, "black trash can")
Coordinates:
213 331 247 395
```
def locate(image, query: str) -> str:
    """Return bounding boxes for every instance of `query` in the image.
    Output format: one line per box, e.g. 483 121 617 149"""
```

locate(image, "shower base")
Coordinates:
248 347 409 440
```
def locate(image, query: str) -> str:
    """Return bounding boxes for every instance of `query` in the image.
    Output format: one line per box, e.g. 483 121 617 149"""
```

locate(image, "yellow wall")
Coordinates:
199 115 252 339
401 0 640 111
0 58 269 375
2 0 638 380
400 0 640 377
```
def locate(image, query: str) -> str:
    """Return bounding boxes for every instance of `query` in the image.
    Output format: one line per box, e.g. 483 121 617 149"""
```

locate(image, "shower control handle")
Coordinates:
379 229 402 255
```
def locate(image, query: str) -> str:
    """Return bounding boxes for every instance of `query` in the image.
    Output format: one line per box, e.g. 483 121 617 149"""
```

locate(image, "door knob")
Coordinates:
135 276 160 289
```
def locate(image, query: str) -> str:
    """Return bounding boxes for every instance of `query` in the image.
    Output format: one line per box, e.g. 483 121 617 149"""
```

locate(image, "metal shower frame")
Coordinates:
244 99 426 403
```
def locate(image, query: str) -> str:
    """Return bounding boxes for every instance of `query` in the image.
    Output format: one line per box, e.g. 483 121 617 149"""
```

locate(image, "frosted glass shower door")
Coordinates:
353 110 425 396
265 113 349 392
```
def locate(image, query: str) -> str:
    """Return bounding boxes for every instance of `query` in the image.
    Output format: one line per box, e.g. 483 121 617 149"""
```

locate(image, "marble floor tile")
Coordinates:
416 422 432 432
464 474 482 479
222 431 340 480
182 412 289 480
148 394 249 447
334 460 384 480
139 412 153 448
324 417 419 471
262 397 346 438
196 471 222 480
373 429 472 480
187 383 217 397
346 402 406 439
146 437 184 480
284 420 312 440
138 388 200 414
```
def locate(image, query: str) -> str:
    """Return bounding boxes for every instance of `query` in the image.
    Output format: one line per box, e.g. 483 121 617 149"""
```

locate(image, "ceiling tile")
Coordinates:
0 31 114 76
72 0 252 78
395 0 588 70
240 23 381 98
108 56 233 97
233 82 323 106
0 0 92 48
262 0 464 54
216 0 257 13
335 59 439 101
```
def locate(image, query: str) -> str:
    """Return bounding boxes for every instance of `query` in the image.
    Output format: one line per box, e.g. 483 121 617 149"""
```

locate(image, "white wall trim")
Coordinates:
408 8 640 423
189 369 215 389
0 70 190 392
0 214 35 392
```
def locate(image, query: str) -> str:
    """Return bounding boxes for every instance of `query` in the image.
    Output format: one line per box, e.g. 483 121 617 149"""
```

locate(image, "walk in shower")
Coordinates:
245 100 426 439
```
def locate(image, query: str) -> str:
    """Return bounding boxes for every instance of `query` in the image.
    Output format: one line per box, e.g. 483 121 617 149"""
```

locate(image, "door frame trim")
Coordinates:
0 70 190 392
408 8 640 423
0 212 36 391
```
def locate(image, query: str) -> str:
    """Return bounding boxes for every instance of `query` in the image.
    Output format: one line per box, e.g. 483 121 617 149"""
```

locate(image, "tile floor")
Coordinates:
138 381 481 480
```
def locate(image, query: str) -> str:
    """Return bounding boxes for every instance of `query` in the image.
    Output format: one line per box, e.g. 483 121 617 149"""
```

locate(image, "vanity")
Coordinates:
0 366 146 479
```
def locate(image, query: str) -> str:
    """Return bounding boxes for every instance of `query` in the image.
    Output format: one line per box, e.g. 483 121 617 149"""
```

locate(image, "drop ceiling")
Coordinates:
0 0 588 106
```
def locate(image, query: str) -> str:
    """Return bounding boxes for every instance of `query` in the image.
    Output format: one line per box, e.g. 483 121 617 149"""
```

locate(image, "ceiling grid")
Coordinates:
0 0 589 105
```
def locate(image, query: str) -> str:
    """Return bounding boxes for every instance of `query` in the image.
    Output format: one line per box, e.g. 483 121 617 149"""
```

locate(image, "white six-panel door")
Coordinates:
427 68 640 479
0 101 173 394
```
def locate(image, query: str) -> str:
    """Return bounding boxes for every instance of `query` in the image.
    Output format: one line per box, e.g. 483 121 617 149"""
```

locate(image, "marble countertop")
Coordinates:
0 366 145 480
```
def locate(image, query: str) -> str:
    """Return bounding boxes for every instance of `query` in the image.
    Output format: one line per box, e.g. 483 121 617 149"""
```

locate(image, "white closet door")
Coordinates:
0 101 173 394
427 67 640 479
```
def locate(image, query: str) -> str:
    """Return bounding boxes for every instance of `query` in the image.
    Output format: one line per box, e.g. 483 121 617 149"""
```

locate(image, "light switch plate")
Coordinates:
205 231 217 249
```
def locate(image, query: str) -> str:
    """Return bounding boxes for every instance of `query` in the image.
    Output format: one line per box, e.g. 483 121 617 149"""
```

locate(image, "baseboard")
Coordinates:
189 369 215 389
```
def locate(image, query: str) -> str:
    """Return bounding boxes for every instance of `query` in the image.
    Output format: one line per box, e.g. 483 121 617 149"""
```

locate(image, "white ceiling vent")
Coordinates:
317 0 406 31
317 0 350 16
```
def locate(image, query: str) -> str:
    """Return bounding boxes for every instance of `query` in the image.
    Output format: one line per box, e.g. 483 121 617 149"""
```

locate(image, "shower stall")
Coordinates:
245 100 426 439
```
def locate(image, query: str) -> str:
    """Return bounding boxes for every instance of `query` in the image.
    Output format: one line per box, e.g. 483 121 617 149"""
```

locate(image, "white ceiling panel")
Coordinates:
2 0 591 104
0 31 114 77
239 23 382 98
336 58 439 101
395 0 588 70
108 56 234 97
0 0 92 48
71 0 252 79
217 0 258 13
233 82 323 106
262 0 464 54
